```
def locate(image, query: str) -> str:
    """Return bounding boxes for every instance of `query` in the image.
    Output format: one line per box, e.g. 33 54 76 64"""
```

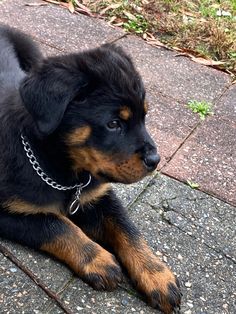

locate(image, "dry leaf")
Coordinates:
113 22 124 27
129 3 142 13
74 0 91 11
68 1 75 13
72 0 93 16
100 3 122 15
123 11 137 21
108 16 117 25
145 33 166 48
191 56 225 66
25 2 48 6
43 0 60 4
75 8 94 17
146 38 166 48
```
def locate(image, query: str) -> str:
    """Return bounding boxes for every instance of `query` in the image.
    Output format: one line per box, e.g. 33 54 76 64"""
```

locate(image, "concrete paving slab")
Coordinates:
0 253 54 313
48 278 158 314
0 0 124 52
128 178 236 313
113 175 153 207
214 84 236 121
138 174 236 262
115 36 231 103
162 115 236 206
145 93 199 167
0 239 73 293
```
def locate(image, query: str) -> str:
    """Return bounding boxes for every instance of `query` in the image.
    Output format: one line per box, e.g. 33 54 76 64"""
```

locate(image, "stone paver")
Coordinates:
214 84 236 120
0 240 72 293
128 175 236 314
163 114 236 206
113 175 153 206
0 0 124 52
0 253 54 312
138 175 236 262
144 93 199 168
47 278 158 314
116 36 230 103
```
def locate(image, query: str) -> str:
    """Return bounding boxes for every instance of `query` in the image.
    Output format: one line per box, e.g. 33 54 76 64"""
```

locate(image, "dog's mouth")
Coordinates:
68 146 150 184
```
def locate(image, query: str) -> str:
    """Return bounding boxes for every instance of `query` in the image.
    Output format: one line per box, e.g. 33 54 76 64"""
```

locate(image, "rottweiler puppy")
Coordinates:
0 25 181 313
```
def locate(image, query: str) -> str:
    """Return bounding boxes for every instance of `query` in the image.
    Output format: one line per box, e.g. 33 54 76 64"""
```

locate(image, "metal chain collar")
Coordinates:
21 134 91 215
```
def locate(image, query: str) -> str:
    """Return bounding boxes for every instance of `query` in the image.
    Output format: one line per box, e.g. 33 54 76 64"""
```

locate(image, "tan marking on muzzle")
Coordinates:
68 146 148 184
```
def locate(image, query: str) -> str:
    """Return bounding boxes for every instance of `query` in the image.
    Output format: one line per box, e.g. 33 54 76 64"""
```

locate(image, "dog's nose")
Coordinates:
143 154 160 171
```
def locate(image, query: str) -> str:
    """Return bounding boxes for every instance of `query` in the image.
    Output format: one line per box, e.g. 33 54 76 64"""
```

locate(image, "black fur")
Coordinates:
0 25 181 314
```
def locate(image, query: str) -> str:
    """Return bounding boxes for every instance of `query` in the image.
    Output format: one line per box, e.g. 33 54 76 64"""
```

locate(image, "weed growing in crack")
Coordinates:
187 100 213 120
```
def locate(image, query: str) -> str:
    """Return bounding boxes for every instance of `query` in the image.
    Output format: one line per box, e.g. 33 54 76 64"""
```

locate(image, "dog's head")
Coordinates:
20 44 160 184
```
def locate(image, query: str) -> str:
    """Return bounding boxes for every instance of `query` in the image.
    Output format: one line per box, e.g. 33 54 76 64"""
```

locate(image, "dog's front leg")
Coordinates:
0 210 122 290
72 190 181 314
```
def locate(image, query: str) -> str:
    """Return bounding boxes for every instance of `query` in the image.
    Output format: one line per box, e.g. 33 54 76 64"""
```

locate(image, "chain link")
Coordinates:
21 134 91 191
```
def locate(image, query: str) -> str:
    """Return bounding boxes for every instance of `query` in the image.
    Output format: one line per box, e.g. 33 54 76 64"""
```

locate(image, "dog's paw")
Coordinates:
136 262 181 314
79 244 123 291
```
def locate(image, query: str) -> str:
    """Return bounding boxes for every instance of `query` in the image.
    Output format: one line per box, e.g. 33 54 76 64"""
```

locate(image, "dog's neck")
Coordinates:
24 132 81 187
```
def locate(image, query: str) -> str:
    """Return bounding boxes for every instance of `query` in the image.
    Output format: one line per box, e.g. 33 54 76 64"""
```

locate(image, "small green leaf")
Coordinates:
187 180 200 189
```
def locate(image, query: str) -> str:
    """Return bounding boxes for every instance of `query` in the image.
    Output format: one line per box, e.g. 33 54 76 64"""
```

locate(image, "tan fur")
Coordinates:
66 126 91 145
80 183 111 206
68 147 147 184
144 101 149 114
41 216 117 278
104 219 177 312
4 199 61 215
41 216 91 273
119 106 132 120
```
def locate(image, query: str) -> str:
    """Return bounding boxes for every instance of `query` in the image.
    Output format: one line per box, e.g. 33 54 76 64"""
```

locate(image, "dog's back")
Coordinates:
0 25 42 96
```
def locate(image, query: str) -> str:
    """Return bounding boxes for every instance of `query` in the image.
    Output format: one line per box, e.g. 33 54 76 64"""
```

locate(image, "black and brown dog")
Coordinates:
0 25 181 313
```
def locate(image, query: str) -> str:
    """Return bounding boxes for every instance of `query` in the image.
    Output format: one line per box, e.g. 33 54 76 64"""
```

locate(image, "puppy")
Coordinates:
0 25 181 313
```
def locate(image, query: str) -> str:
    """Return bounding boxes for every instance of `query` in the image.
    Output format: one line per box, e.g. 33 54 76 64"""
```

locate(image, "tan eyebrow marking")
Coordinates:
144 101 149 114
119 106 132 120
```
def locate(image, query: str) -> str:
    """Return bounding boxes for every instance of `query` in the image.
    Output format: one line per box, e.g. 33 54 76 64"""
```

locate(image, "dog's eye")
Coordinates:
107 120 121 130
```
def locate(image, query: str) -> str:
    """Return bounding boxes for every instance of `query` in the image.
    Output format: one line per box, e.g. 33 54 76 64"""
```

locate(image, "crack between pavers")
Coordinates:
162 172 236 208
126 174 159 209
130 193 236 265
213 82 233 104
29 32 128 55
127 174 236 264
160 121 201 172
105 33 128 44
45 277 76 313
0 243 73 314
159 211 236 265
27 33 67 53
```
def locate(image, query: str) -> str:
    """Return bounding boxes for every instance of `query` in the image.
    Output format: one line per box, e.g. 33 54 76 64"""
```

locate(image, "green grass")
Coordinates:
123 14 148 34
66 0 236 76
187 100 213 120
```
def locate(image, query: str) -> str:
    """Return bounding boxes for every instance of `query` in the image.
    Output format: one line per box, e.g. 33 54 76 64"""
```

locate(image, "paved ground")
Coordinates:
0 1 235 313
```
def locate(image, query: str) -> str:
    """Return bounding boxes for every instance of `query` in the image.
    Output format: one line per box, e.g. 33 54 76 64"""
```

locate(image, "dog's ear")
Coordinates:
20 61 88 135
